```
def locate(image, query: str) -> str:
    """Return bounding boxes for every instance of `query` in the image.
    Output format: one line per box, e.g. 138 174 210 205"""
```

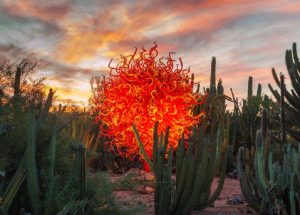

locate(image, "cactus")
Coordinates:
238 108 299 214
0 156 26 212
72 143 86 200
133 57 230 214
269 42 300 141
133 112 229 214
36 89 54 134
0 124 13 177
239 76 267 148
13 67 21 100
238 43 300 214
247 76 253 99
43 116 58 215
26 109 41 215
210 56 217 95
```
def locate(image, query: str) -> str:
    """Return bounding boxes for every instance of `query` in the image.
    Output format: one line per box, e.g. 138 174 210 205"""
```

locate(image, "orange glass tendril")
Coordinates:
94 43 206 161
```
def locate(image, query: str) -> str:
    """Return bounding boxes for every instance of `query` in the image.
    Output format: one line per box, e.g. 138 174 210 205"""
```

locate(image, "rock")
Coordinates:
145 186 155 194
139 169 146 175
134 175 144 181
228 195 244 205
137 185 147 194
137 185 155 194
144 172 155 181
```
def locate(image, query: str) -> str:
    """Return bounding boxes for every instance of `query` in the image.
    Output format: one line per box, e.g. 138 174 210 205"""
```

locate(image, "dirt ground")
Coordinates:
114 176 258 215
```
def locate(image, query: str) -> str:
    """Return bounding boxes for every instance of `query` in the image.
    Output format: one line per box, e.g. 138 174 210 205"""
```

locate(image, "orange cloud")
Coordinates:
3 0 70 22
56 2 173 63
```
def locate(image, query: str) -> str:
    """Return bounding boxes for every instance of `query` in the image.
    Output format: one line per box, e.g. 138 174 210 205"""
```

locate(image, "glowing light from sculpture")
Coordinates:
94 43 205 160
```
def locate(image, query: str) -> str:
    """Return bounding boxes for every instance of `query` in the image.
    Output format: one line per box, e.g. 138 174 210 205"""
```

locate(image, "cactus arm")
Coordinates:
154 146 163 214
280 74 287 144
49 116 57 178
181 140 209 214
168 158 188 214
237 147 261 210
36 89 54 133
197 118 229 210
0 156 26 211
175 134 184 188
257 83 262 97
198 151 227 210
254 130 269 190
162 127 170 157
174 154 196 214
210 57 216 95
71 116 76 140
158 149 172 215
72 144 86 200
292 42 300 70
132 124 154 172
153 122 159 175
26 109 41 215
0 124 13 177
248 76 253 99
289 173 296 215
293 146 300 185
268 152 274 184
271 68 281 88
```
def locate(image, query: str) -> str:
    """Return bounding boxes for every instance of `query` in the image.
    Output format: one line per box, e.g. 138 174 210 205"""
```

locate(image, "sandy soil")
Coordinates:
114 176 258 215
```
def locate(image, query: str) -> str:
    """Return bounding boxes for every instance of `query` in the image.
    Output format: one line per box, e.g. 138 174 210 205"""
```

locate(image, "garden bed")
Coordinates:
110 169 258 215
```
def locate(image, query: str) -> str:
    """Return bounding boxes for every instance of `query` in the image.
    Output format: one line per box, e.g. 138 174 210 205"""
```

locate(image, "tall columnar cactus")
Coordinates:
0 124 14 177
0 156 26 212
269 42 300 141
210 56 217 95
133 107 229 215
239 76 267 149
133 57 230 215
26 108 41 215
238 109 299 214
72 143 86 200
238 43 300 214
0 104 89 214
36 89 54 134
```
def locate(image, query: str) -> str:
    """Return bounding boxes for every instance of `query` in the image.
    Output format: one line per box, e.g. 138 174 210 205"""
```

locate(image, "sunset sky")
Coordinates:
1 0 300 105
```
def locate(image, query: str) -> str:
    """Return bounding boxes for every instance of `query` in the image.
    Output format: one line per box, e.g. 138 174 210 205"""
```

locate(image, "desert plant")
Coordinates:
269 42 300 142
238 109 299 214
0 124 14 177
133 57 230 215
238 43 300 214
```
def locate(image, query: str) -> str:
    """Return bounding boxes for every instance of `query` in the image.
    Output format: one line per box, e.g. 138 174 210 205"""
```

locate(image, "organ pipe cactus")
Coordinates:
238 43 300 214
0 156 26 212
133 107 229 215
238 109 299 214
26 109 41 215
0 124 14 177
269 42 300 141
133 57 230 215
0 88 88 214
72 143 86 200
